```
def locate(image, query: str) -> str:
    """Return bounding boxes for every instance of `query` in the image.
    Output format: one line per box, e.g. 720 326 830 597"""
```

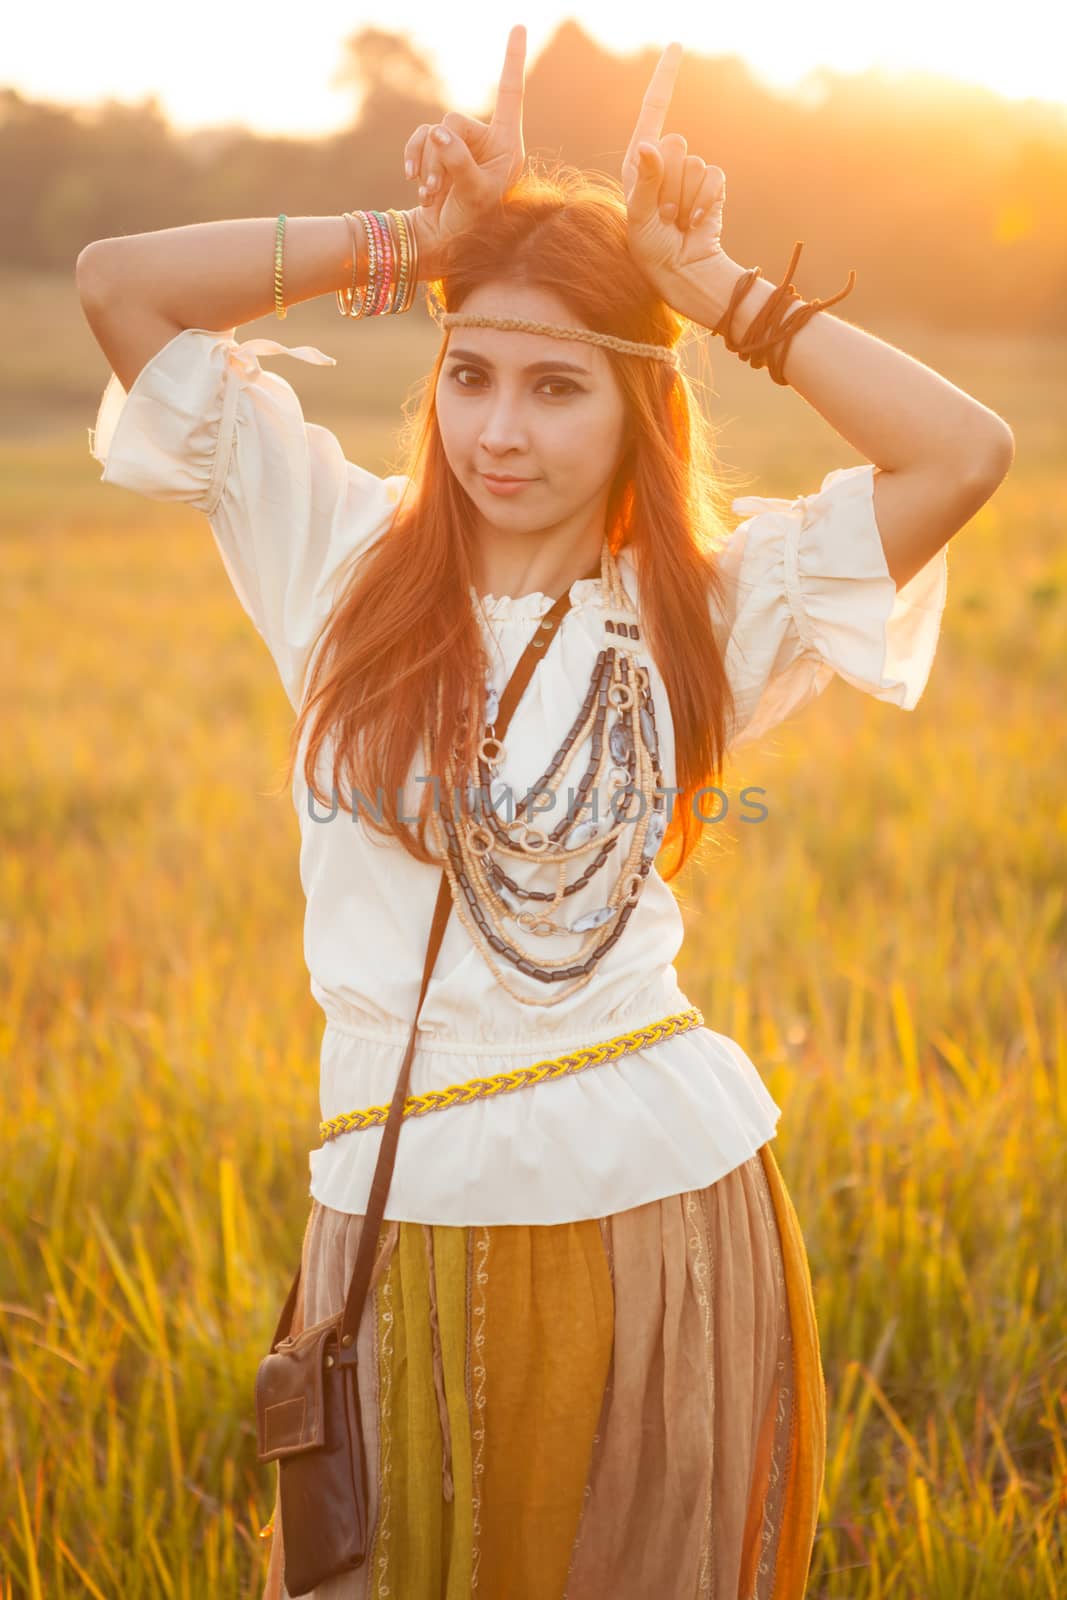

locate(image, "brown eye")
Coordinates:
450 366 484 388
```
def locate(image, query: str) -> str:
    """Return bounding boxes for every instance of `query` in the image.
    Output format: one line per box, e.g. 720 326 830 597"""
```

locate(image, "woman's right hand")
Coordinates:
402 23 527 277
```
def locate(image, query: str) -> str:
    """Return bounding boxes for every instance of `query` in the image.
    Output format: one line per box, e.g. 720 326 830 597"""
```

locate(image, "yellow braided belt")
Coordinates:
318 1005 705 1142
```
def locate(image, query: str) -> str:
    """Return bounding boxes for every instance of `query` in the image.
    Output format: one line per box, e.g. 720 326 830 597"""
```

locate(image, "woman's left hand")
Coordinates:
622 42 733 312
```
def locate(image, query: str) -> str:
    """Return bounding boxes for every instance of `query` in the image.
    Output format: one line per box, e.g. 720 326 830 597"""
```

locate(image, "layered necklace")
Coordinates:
426 540 668 1007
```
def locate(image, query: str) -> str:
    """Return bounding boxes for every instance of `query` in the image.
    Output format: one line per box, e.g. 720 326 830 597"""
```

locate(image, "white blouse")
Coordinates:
88 326 949 1225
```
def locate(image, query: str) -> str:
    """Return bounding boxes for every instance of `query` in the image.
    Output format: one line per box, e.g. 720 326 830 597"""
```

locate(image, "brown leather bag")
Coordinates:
255 564 598 1596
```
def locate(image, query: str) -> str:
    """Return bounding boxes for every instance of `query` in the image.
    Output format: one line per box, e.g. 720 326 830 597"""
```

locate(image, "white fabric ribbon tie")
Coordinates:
222 336 337 382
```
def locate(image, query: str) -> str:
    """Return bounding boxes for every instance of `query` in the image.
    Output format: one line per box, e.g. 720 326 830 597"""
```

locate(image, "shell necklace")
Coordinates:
426 540 667 1007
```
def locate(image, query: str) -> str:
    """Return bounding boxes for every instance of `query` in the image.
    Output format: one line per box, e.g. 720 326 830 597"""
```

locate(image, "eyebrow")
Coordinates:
445 348 592 377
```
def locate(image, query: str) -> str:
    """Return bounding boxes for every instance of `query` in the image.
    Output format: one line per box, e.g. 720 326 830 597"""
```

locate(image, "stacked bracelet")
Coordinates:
271 209 421 322
336 209 420 319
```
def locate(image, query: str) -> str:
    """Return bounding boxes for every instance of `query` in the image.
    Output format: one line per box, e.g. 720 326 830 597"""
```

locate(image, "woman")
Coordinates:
76 26 1013 1600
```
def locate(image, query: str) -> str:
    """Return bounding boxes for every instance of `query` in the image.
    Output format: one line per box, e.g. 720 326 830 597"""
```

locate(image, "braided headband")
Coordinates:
425 285 681 369
423 242 855 385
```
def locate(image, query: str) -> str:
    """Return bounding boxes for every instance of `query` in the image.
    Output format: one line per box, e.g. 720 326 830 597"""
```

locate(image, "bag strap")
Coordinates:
268 558 601 1355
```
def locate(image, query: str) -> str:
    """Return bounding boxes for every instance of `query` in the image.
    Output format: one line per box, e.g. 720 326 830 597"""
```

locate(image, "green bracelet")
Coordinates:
274 214 287 320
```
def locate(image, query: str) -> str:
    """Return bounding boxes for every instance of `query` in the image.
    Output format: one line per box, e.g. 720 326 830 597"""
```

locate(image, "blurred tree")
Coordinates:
331 26 446 131
2 24 1065 332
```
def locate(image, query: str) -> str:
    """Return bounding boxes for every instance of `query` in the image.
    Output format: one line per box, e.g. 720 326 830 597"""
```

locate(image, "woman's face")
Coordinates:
434 282 630 541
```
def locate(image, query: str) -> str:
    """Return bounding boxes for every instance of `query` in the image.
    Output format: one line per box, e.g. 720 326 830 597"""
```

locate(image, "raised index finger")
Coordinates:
629 40 684 151
490 23 527 134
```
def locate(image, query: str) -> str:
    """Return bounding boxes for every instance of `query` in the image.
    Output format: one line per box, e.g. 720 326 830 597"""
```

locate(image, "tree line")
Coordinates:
3 20 1065 333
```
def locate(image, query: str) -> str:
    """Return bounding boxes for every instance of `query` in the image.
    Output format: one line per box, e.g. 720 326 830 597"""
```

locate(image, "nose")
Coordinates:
477 388 531 457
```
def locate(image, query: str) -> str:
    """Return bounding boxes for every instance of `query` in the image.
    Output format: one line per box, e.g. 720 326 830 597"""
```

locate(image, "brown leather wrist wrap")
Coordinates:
711 240 857 386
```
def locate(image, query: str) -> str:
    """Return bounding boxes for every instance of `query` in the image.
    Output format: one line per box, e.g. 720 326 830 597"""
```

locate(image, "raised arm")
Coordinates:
75 24 527 395
76 214 403 394
74 193 466 396
623 43 1015 593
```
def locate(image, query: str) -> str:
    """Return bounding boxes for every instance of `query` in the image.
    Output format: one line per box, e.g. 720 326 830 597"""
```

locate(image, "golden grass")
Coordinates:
2 279 1065 1594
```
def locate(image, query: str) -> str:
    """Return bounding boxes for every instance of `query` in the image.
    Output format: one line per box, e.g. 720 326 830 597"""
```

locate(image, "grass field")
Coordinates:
2 269 1066 1596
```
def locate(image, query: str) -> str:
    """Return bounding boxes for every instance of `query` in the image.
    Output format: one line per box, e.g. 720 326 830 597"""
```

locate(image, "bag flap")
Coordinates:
255 1315 339 1462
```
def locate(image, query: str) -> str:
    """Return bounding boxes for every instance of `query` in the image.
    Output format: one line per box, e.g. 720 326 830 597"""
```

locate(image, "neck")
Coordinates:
473 521 606 603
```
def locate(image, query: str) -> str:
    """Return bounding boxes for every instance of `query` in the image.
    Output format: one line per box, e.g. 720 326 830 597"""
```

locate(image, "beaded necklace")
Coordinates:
426 540 667 1007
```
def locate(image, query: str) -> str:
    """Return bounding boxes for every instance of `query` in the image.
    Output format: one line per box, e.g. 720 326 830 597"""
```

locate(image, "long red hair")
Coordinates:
285 161 739 882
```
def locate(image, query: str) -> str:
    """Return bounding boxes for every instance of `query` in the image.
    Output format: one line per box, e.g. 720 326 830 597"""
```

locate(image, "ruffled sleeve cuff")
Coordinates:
86 326 409 713
720 463 949 749
87 326 337 513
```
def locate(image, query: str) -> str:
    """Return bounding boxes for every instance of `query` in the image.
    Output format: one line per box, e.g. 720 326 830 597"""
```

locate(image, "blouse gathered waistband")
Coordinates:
318 1006 705 1142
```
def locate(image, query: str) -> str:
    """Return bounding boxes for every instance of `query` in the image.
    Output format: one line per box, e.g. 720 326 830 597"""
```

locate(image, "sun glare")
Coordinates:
3 2 1062 138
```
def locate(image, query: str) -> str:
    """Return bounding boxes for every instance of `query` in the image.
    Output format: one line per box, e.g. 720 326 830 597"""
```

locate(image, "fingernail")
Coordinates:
405 159 414 178
691 208 704 225
431 126 451 145
426 173 439 192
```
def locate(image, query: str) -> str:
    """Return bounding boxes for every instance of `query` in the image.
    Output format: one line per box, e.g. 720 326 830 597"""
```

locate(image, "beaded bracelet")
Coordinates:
366 211 392 315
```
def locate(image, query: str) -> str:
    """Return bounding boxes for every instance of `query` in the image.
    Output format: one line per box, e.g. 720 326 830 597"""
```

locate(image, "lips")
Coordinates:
479 472 538 497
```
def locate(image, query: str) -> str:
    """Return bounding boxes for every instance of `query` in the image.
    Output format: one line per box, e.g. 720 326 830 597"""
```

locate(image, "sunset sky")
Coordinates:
7 1 1064 135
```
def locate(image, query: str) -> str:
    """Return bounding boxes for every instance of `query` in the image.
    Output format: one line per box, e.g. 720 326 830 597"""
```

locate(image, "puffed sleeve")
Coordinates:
87 325 409 712
710 462 949 752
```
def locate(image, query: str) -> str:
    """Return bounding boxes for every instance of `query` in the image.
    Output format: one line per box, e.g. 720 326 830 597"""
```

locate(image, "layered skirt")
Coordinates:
262 1142 826 1600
